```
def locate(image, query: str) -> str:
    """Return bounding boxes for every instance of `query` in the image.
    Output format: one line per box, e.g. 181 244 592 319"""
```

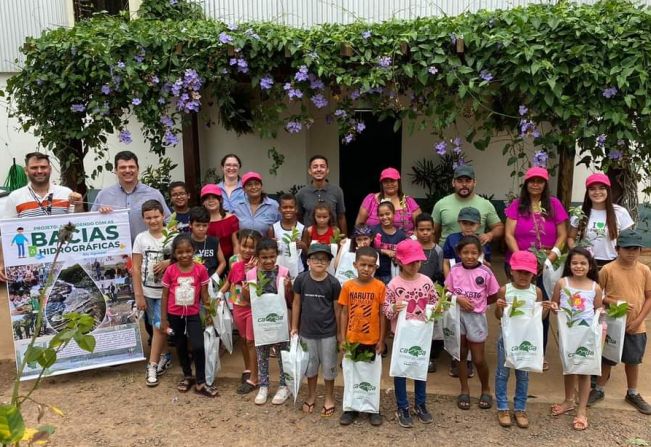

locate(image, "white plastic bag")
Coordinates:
557 309 603 376
432 318 444 341
207 273 221 298
204 326 221 386
389 308 434 381
280 335 310 403
334 240 357 284
501 302 544 372
342 356 382 414
250 285 290 347
603 302 627 364
213 298 233 354
327 243 339 275
542 259 564 298
277 241 300 279
442 295 461 361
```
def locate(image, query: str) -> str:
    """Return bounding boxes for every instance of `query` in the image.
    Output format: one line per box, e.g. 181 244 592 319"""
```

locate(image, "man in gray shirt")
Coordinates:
296 155 347 234
91 151 170 241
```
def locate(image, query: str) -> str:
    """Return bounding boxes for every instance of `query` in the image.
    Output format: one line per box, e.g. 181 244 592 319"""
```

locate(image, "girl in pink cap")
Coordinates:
355 167 422 234
568 173 633 267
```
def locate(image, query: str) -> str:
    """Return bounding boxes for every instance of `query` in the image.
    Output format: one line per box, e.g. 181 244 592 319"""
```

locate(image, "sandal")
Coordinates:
550 401 576 416
177 377 194 393
543 361 549 371
457 393 471 410
572 415 588 431
479 393 493 409
195 384 219 398
302 401 315 414
236 380 258 395
321 406 336 417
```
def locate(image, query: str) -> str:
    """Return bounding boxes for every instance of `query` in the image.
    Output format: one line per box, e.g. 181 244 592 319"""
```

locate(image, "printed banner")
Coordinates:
1 210 145 380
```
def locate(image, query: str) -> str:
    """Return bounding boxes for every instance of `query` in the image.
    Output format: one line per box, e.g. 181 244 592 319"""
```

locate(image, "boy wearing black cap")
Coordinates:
589 229 651 414
291 244 342 416
443 206 493 278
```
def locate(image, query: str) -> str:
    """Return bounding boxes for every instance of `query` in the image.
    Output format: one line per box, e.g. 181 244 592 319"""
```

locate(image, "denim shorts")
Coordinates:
146 297 161 327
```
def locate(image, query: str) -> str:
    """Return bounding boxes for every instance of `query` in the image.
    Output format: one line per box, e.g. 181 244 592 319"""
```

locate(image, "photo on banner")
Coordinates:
1 210 145 380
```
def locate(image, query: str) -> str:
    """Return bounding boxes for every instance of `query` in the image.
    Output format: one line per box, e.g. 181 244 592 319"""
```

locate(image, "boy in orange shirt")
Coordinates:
338 246 386 426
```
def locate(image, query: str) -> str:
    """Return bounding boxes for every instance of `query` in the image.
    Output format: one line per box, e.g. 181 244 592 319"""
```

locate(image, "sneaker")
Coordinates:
514 411 529 428
449 360 459 377
340 411 358 426
413 404 433 424
467 361 475 378
497 410 512 427
254 386 269 405
428 360 437 373
587 389 604 406
272 386 290 405
157 352 172 375
625 393 651 415
146 364 158 387
369 412 383 426
395 408 413 428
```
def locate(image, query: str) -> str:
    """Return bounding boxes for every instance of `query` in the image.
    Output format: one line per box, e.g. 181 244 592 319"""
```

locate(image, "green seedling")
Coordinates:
342 341 374 362
509 297 526 317
281 227 301 255
607 301 629 319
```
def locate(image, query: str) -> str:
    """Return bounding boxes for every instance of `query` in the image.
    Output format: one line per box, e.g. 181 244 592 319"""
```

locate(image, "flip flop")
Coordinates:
550 402 576 416
177 377 195 393
321 406 336 417
302 401 315 414
195 384 219 398
479 393 493 409
572 415 588 431
457 394 471 410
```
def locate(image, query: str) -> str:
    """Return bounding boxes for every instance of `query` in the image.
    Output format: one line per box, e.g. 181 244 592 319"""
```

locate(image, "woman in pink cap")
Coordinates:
231 171 280 237
504 167 568 365
568 173 633 267
355 167 422 233
200 184 240 262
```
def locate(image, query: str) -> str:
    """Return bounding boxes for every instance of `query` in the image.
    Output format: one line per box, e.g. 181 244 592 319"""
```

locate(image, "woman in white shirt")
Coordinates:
568 173 634 267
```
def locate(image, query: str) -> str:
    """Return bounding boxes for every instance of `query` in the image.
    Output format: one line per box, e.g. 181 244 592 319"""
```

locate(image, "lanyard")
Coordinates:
28 187 53 215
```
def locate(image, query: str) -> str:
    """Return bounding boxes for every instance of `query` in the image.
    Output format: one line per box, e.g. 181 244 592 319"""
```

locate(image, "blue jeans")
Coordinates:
393 376 426 410
495 336 529 411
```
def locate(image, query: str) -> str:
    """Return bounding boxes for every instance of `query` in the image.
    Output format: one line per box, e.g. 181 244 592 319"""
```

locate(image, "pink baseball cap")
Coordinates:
524 166 549 181
395 239 427 265
380 167 401 181
509 250 538 275
242 171 263 185
585 173 611 188
200 184 221 198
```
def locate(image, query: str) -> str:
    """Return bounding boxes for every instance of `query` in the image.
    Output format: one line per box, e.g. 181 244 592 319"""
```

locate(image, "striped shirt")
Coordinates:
2 184 73 219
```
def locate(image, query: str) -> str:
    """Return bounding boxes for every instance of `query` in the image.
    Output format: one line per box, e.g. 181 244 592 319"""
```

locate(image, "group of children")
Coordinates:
132 189 651 431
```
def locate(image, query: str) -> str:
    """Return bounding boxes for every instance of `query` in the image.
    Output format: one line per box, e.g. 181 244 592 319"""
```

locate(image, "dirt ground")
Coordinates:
1 359 649 447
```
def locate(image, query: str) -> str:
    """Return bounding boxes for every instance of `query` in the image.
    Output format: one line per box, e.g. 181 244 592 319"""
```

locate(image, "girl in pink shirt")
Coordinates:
445 235 500 411
160 234 215 397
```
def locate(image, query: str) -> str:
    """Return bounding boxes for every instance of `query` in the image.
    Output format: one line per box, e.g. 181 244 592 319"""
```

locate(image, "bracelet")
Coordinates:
551 247 562 257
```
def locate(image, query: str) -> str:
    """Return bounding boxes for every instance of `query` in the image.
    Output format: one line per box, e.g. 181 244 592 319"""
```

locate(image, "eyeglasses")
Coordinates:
171 192 187 197
309 257 329 264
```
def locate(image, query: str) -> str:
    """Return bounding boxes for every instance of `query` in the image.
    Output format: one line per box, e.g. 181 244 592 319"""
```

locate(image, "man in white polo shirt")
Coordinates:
0 152 83 280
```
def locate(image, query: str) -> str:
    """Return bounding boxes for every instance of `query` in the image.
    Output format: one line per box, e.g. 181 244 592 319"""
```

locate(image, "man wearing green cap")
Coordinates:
431 165 503 247
590 229 651 414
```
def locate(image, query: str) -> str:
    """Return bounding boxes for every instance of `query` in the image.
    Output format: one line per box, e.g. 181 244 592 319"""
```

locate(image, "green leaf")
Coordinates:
74 333 96 352
37 348 57 368
0 404 25 444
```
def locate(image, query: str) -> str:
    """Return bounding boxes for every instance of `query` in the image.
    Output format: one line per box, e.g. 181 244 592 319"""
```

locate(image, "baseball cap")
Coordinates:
307 243 333 259
242 171 263 185
200 184 221 198
524 167 549 181
617 229 645 248
380 167 401 181
585 173 611 188
509 250 538 275
457 207 481 223
395 239 427 265
453 165 475 179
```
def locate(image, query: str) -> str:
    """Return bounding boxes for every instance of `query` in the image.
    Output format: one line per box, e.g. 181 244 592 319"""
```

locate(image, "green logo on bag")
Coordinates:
342 270 356 279
354 382 376 392
281 372 293 382
400 345 426 357
443 328 454 337
605 334 616 345
512 340 537 353
259 313 283 323
568 346 594 358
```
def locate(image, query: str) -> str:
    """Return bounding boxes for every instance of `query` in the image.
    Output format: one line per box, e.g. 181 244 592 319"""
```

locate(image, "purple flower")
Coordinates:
453 157 466 170
519 119 539 138
134 53 145 63
286 120 302 134
131 98 142 106
260 75 274 90
116 60 125 69
118 129 132 144
617 139 626 146
219 32 233 44
311 94 328 109
350 89 361 100
284 83 303 100
169 0 178 5
295 65 309 82
453 146 463 155
183 69 202 91
158 97 167 105
602 86 618 99
160 116 174 128
334 109 347 118
434 141 447 155
172 79 184 97
362 30 372 39
378 56 392 68
150 75 159 85
518 105 528 116
480 70 493 82
343 134 354 144
70 103 85 113
533 150 548 167
428 66 438 75
227 22 238 31
596 134 607 148
163 130 179 146
356 121 366 133
309 75 325 90
244 28 260 40
236 58 249 74
453 137 462 147
101 84 111 95
608 150 623 161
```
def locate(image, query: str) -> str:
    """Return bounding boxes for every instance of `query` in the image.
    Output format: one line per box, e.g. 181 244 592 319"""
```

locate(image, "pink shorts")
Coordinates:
232 304 254 341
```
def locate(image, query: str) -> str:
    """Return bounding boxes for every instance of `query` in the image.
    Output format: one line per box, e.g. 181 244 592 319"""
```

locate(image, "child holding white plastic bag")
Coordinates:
494 251 548 428
333 224 374 284
383 239 438 428
550 247 603 431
